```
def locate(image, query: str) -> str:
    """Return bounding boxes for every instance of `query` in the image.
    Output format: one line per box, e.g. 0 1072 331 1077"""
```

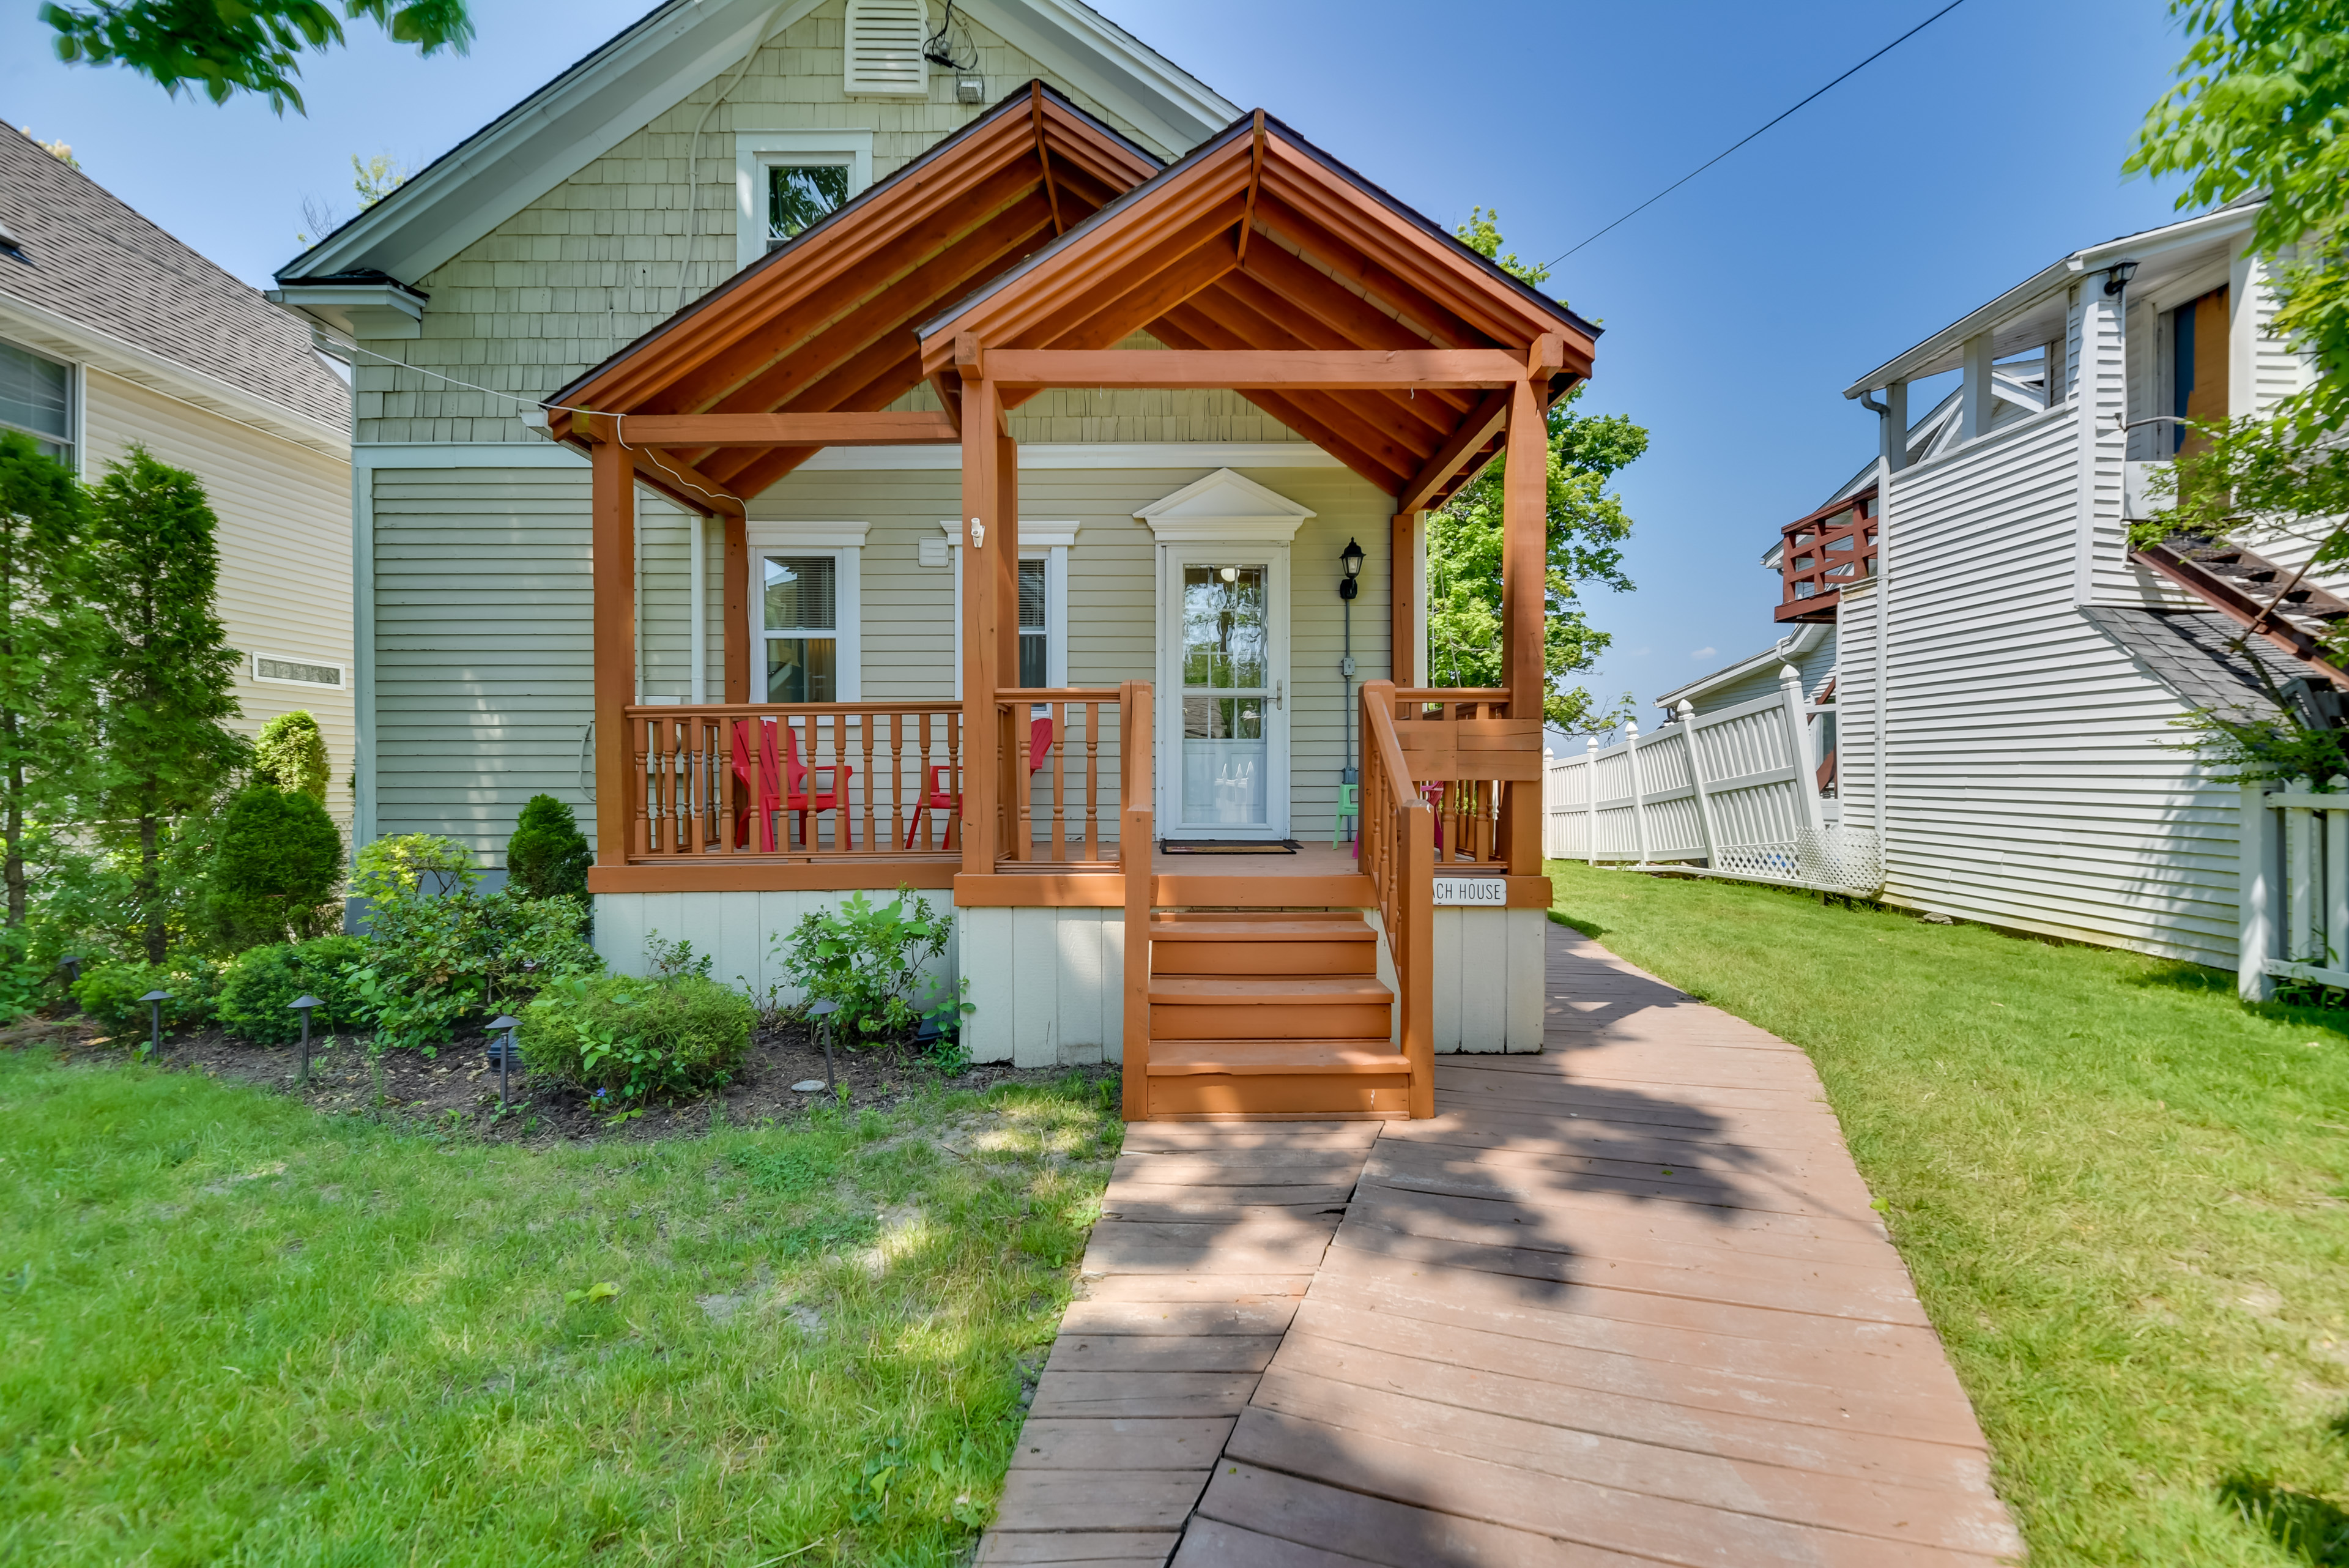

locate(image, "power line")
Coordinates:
1538 0 1971 271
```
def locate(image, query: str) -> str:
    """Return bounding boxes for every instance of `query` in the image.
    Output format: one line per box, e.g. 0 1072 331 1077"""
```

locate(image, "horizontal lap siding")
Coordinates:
1869 412 2238 966
81 371 356 827
373 468 598 860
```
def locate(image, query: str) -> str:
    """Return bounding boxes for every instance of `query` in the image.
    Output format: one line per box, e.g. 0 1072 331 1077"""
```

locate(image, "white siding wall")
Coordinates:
1839 405 2242 965
81 371 356 825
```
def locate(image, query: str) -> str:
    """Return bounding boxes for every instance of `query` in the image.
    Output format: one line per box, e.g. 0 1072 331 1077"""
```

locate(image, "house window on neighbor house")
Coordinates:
768 164 851 248
2172 286 2230 453
0 339 73 469
252 653 346 689
760 554 844 703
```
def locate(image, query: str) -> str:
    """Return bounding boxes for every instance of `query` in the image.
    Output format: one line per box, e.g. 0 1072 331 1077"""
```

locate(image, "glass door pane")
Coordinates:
1179 563 1269 827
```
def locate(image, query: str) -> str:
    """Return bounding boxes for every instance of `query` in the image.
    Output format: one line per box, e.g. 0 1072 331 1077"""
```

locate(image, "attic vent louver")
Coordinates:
845 0 929 97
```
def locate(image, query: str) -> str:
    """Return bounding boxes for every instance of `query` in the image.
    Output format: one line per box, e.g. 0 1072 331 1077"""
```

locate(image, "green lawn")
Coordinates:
1546 860 2349 1567
0 1053 1118 1566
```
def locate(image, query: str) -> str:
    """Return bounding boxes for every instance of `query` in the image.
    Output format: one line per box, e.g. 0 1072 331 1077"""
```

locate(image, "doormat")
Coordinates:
1159 839 1302 855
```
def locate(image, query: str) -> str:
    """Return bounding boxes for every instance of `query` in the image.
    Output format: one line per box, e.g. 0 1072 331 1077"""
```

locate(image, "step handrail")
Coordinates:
1360 680 1436 1118
1119 680 1153 1120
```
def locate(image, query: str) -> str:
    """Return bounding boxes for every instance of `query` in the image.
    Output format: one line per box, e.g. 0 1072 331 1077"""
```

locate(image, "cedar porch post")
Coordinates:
960 371 1003 873
591 431 637 866
724 510 749 704
1502 377 1547 875
1391 510 1420 688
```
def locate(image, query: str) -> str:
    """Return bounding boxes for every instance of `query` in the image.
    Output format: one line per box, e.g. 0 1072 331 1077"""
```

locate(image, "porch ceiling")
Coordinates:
549 87 1600 511
547 83 1160 504
918 110 1599 504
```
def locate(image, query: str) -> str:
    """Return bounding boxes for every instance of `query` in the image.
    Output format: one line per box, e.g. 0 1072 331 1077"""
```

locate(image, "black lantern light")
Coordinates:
138 989 171 1061
2104 259 2139 296
1337 536 1365 600
289 994 322 1085
487 1014 522 1106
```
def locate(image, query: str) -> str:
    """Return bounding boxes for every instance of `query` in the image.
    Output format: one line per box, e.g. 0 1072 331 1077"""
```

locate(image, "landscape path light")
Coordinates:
289 994 322 1086
487 1014 522 1107
139 989 170 1061
58 953 82 1011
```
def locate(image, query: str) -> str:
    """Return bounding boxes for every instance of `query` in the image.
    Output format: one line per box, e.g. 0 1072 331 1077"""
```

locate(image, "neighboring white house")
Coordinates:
1631 199 2337 973
0 127 356 818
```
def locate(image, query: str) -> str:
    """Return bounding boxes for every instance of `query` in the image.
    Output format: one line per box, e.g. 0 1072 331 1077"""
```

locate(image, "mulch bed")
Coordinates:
0 1014 1100 1146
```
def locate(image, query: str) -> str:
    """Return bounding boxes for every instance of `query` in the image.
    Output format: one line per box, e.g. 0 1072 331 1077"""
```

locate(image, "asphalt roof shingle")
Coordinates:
2083 606 2332 723
0 126 348 431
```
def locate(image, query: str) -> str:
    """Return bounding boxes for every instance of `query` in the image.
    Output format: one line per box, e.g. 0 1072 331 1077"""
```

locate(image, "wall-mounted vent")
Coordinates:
845 0 929 97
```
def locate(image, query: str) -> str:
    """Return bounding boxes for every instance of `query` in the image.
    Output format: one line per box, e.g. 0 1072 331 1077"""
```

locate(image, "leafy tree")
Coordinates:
0 433 101 932
505 793 590 901
207 785 344 948
1428 214 1646 731
86 448 250 962
41 0 473 116
2124 1 2349 779
253 710 330 803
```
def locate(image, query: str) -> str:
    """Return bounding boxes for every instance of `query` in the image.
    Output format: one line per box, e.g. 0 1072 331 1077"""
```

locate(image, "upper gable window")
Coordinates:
769 165 850 248
845 0 930 97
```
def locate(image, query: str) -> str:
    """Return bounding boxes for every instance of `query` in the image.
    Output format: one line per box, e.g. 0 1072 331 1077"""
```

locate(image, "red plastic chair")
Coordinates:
732 719 854 850
907 715 1053 849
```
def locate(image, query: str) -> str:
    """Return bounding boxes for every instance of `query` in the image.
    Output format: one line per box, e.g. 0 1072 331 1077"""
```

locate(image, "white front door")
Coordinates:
1157 544 1290 838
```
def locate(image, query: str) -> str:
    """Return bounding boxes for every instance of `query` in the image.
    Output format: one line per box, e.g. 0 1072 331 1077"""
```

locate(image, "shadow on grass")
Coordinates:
2220 1476 2349 1566
1544 910 1607 940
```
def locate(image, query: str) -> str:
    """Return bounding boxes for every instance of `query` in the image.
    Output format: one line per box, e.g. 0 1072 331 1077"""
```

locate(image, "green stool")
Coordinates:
1332 782 1359 848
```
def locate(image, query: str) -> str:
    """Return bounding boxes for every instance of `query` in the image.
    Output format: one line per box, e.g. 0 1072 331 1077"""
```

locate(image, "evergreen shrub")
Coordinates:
218 935 371 1043
252 711 330 802
73 954 225 1036
207 786 344 948
518 972 752 1102
505 793 590 901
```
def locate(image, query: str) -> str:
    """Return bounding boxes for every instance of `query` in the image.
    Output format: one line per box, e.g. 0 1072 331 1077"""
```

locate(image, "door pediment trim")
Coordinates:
1136 468 1315 543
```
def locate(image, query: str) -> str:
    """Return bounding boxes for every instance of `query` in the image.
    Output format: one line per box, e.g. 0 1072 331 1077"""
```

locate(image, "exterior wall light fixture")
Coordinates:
2104 260 2139 295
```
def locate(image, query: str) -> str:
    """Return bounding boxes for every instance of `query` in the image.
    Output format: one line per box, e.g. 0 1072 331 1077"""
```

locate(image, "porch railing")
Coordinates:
1360 680 1441 1120
1382 687 1542 870
623 702 963 861
2240 782 2349 1001
992 687 1133 868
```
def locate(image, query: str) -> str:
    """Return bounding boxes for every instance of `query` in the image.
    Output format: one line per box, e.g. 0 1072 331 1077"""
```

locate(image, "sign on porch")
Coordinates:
1433 876 1507 907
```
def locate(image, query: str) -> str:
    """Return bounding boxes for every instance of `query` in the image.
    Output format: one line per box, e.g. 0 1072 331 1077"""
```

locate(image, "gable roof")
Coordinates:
0 126 349 453
272 0 1235 291
916 110 1599 499
1653 622 1831 712
548 83 1159 505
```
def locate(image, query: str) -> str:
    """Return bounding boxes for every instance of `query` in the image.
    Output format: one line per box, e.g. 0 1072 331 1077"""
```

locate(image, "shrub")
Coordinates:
351 833 477 904
506 793 590 901
73 954 225 1038
773 886 959 1042
206 786 344 948
217 935 371 1044
518 972 752 1102
354 888 598 1050
252 711 329 803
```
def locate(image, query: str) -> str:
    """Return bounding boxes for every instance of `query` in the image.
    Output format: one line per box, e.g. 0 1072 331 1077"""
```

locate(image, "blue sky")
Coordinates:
0 0 2195 715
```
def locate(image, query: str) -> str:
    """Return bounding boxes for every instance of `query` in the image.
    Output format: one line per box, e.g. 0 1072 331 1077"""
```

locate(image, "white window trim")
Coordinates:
735 131 875 272
944 521 1077 699
250 652 349 689
748 521 868 701
0 334 80 476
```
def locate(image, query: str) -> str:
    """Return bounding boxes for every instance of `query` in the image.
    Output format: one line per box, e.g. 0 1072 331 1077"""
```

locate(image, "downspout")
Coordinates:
1860 393 1894 879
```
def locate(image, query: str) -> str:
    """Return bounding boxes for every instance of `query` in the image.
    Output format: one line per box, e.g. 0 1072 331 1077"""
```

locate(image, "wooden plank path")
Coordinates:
986 921 2023 1566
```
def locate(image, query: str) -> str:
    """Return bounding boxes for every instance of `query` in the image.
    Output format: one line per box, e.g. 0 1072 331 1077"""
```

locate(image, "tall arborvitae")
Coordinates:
0 432 102 931
86 448 249 962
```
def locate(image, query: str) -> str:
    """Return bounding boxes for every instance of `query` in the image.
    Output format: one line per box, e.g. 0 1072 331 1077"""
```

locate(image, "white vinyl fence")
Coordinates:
1545 666 1882 896
2240 782 2349 1000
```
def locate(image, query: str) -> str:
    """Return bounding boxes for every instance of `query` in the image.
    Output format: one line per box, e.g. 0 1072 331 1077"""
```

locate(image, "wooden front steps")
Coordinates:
1141 912 1408 1121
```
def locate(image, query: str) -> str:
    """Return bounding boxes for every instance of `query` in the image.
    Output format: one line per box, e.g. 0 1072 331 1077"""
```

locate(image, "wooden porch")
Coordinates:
547 87 1586 1120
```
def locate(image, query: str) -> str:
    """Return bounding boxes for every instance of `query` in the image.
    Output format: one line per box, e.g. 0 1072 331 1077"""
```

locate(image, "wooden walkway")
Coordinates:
983 921 2022 1567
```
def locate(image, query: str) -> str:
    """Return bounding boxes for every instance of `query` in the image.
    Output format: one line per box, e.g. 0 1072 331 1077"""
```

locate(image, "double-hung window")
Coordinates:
0 339 73 469
733 133 873 271
944 522 1075 697
760 554 840 702
1018 558 1049 688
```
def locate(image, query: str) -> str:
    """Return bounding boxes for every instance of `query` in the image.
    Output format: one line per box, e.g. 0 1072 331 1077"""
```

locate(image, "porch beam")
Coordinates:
979 347 1527 390
610 412 959 447
591 437 636 867
1397 387 1510 515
